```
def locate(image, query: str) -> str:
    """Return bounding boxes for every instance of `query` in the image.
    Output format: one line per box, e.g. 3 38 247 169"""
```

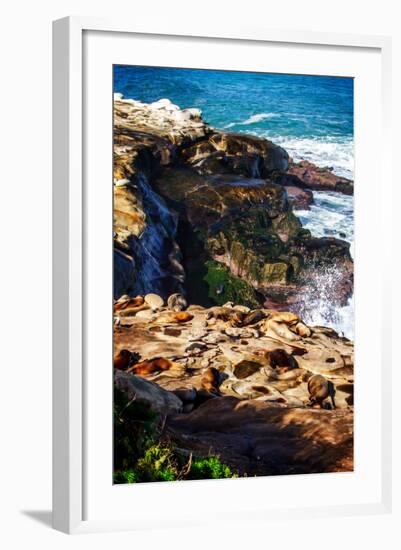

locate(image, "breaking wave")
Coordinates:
268 135 354 179
295 265 354 340
224 112 278 128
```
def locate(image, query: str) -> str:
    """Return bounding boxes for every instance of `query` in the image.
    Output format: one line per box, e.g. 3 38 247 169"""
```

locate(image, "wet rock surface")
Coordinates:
286 160 353 195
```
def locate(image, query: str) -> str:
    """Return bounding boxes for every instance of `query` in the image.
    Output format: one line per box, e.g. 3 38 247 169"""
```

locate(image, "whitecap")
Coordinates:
255 133 354 179
241 112 278 124
296 190 354 256
224 112 278 129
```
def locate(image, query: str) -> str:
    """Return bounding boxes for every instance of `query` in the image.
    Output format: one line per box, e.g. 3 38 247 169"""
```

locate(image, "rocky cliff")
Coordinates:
113 95 353 311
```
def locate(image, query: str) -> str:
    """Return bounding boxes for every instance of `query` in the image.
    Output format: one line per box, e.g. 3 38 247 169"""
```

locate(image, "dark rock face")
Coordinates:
285 186 314 210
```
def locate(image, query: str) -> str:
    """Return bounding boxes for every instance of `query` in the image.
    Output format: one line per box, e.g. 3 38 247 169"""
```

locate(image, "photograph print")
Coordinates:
113 65 354 484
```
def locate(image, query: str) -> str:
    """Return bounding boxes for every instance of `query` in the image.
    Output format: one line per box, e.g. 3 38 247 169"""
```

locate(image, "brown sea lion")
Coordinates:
114 295 144 312
307 374 336 408
201 366 221 394
206 307 244 327
126 357 172 376
156 311 194 324
167 293 188 312
267 348 299 372
263 311 312 342
242 309 266 326
113 349 134 370
294 321 312 338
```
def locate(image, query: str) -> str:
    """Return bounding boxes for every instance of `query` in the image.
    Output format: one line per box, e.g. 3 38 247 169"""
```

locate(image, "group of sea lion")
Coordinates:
113 293 339 409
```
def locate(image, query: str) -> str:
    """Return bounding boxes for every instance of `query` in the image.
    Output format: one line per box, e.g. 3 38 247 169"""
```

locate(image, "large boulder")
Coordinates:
180 132 289 176
114 370 183 415
285 160 353 195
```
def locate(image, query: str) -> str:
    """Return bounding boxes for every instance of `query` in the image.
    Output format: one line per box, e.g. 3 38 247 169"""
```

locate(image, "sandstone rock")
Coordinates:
187 305 206 311
144 293 164 310
233 305 251 314
114 370 183 415
150 98 178 110
225 327 242 338
114 305 354 477
134 309 157 320
286 160 353 195
181 132 289 175
167 397 353 476
188 329 208 341
202 332 230 345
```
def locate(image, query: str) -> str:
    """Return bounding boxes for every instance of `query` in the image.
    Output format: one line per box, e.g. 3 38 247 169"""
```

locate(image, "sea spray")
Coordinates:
294 264 354 340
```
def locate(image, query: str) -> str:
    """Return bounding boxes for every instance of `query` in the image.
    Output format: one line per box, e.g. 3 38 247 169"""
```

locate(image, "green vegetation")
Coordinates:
188 456 235 480
113 387 236 484
202 260 260 308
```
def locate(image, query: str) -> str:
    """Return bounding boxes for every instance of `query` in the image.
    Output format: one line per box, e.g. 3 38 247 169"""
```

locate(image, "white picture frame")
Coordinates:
52 16 392 534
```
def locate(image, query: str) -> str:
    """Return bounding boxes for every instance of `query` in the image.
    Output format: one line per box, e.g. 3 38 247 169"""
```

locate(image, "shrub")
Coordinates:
188 456 236 480
113 469 138 484
135 444 178 482
113 384 237 483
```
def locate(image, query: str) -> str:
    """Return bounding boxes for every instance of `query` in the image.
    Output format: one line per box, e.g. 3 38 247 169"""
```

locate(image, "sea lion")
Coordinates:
242 309 266 326
206 307 244 327
263 311 311 342
114 295 144 312
294 321 312 338
267 348 299 372
264 318 300 341
201 366 221 394
127 357 172 375
307 374 336 408
113 349 134 370
167 293 188 312
155 311 194 324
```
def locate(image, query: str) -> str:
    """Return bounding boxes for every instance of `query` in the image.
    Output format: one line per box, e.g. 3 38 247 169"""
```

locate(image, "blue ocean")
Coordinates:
114 66 354 337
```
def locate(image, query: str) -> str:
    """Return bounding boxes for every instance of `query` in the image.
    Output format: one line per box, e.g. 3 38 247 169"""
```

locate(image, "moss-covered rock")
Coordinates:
202 261 260 308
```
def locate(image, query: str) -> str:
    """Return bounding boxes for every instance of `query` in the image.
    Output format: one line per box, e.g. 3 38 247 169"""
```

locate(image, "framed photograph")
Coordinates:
52 17 392 534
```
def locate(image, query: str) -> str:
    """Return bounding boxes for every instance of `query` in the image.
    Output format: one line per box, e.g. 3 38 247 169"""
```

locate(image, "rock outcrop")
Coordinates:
114 369 183 415
280 160 353 195
114 297 354 476
113 95 353 310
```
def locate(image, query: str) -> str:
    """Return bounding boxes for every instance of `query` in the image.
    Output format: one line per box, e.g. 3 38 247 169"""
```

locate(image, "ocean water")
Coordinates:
114 66 354 338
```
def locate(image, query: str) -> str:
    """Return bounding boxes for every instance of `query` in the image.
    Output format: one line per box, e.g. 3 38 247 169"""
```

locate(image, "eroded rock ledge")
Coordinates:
113 96 353 310
114 297 354 476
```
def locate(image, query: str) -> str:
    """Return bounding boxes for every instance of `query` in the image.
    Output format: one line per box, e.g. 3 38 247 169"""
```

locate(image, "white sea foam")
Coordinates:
224 112 278 128
295 265 354 340
241 112 278 124
271 135 354 179
294 191 354 339
296 191 354 256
